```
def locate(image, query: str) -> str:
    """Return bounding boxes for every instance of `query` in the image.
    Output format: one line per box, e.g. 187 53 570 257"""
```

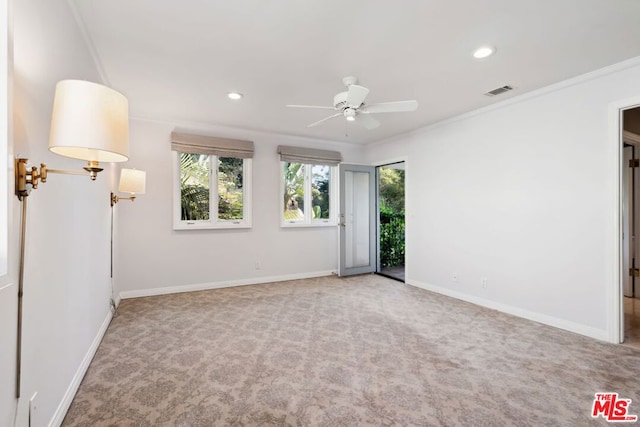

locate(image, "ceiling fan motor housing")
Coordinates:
333 91 349 110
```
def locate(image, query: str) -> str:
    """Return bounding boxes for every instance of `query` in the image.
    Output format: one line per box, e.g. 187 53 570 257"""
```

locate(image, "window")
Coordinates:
172 133 253 229
278 145 341 227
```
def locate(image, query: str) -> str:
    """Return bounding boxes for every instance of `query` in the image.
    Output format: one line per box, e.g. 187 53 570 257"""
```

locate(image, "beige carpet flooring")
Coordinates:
63 275 640 426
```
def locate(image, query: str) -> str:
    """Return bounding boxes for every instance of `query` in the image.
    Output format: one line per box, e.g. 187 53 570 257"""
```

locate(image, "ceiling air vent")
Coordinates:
485 85 513 97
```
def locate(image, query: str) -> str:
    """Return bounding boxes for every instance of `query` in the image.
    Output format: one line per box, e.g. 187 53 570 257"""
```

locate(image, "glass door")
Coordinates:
338 164 376 276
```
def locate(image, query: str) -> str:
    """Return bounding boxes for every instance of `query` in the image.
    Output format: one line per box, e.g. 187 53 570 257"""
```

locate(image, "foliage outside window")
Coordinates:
175 152 251 229
379 204 405 268
282 162 335 226
379 167 405 268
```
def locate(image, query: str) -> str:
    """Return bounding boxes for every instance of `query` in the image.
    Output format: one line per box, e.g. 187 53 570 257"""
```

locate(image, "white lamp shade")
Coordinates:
49 80 129 163
118 168 146 194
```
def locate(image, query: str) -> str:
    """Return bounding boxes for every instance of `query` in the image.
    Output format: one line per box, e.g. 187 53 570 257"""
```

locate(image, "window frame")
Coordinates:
173 151 252 230
280 161 338 228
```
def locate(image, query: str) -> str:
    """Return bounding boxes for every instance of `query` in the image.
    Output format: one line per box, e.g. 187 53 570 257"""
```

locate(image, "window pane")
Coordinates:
345 171 370 268
283 162 305 220
311 165 330 219
218 157 244 220
180 153 210 220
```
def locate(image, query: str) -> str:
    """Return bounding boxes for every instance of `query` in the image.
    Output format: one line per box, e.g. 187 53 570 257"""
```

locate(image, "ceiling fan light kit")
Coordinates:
287 76 418 130
344 108 356 121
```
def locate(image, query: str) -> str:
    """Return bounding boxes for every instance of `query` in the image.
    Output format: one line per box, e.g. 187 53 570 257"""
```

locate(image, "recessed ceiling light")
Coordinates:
473 46 496 59
227 92 243 100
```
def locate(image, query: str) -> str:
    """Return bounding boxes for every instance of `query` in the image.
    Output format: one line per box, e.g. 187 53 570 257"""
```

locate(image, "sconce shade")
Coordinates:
118 168 146 194
49 80 129 163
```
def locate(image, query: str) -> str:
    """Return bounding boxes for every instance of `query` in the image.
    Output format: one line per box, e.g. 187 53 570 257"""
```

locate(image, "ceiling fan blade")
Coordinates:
307 112 342 128
358 113 380 130
346 85 369 107
363 100 418 114
286 104 336 110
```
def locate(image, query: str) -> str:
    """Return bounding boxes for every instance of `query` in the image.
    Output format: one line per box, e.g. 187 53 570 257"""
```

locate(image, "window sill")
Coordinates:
280 221 337 228
174 221 252 230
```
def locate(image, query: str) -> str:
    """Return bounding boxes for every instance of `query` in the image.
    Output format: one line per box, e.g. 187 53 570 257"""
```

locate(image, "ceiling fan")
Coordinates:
286 76 418 130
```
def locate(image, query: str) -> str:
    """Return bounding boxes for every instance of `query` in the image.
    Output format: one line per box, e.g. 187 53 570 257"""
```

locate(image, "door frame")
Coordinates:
371 156 408 278
611 97 640 343
375 160 407 278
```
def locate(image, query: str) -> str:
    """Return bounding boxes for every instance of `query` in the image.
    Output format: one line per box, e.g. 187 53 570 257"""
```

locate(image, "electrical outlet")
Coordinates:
481 277 488 289
255 261 261 270
452 273 458 282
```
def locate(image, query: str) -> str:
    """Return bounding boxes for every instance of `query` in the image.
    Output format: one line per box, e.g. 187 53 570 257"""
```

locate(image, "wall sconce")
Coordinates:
109 168 145 315
14 80 130 398
111 168 146 206
15 79 129 199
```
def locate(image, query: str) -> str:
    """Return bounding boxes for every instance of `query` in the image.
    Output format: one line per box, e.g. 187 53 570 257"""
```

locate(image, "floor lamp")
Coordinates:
14 80 130 398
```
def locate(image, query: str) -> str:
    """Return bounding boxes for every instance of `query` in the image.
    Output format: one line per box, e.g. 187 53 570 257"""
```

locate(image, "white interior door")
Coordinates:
339 164 376 276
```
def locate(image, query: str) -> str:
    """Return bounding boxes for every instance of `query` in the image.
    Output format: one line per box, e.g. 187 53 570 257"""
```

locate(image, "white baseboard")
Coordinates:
406 279 609 342
49 310 113 427
119 270 336 300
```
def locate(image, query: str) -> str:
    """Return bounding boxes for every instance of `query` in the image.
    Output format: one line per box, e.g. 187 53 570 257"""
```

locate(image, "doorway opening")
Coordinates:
376 162 405 282
622 106 640 347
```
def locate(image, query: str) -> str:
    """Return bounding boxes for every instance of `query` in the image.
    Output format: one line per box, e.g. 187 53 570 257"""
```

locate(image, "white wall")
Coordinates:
0 0 16 424
115 119 365 297
2 2 636 424
3 0 119 425
365 58 640 341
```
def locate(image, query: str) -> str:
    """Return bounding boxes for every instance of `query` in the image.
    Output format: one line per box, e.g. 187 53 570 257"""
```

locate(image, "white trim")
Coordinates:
49 310 113 427
372 157 409 277
369 56 640 148
609 97 640 344
173 222 252 230
406 279 609 342
370 156 408 168
280 221 337 228
611 101 623 344
119 270 336 300
65 0 111 86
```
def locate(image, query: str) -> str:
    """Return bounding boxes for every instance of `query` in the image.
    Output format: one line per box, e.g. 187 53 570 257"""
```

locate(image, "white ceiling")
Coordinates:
70 0 640 145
